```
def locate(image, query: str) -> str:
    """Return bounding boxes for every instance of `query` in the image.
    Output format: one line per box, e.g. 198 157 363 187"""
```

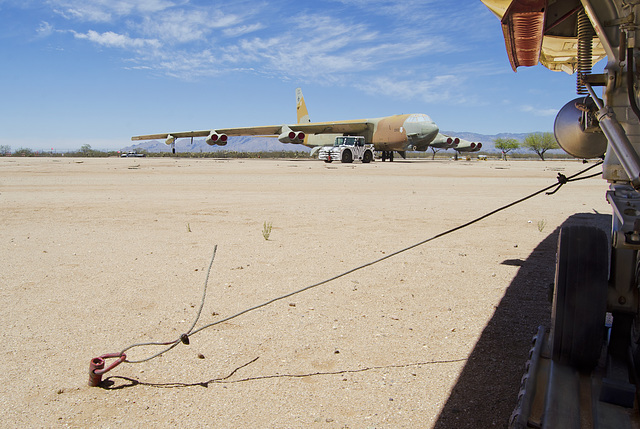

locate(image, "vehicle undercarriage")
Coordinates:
481 0 640 427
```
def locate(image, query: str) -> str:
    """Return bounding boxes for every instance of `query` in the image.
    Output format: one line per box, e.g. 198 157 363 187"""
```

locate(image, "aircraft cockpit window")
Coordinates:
335 136 364 146
407 114 432 123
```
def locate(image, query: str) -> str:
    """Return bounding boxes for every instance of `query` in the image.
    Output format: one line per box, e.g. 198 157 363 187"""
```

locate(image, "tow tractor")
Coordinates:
481 1 640 427
318 136 374 163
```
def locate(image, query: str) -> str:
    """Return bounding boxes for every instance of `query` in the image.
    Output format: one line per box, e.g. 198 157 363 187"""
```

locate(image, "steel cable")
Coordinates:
121 246 217 363
119 160 604 364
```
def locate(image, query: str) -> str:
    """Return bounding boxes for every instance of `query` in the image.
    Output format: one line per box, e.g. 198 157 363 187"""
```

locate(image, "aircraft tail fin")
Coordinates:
296 88 311 124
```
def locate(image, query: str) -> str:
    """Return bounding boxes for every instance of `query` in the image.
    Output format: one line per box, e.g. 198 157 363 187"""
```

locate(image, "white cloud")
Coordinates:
53 6 111 22
139 12 208 44
152 49 226 80
50 0 175 22
355 75 462 104
137 8 248 44
42 1 478 97
223 23 264 38
332 0 487 30
520 105 558 117
124 65 153 70
332 0 438 19
72 30 160 49
216 12 445 82
36 21 55 37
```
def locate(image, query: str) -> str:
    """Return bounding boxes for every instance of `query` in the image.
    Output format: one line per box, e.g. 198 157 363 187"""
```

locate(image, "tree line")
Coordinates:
494 132 559 161
1 134 566 161
0 144 313 159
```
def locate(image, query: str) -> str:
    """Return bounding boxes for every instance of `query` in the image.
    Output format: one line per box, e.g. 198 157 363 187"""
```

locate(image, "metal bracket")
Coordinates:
608 185 640 249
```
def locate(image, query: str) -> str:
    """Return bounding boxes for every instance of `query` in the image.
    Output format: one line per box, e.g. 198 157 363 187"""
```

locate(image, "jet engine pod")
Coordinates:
278 127 305 143
206 132 228 146
165 134 176 145
554 97 607 159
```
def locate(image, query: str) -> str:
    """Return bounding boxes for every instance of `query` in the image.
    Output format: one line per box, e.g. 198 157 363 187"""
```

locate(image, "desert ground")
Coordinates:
0 156 611 428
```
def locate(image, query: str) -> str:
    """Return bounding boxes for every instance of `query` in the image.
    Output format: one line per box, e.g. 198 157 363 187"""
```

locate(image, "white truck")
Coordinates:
121 151 145 157
317 136 374 163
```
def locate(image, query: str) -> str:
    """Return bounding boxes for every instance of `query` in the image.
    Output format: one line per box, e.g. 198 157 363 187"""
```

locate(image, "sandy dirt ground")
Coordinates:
0 157 612 428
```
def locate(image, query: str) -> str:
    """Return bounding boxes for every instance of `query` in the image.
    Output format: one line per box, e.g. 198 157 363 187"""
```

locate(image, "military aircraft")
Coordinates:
132 88 478 161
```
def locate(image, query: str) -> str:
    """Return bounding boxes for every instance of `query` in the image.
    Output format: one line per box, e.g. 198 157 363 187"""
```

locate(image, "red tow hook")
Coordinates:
88 353 127 387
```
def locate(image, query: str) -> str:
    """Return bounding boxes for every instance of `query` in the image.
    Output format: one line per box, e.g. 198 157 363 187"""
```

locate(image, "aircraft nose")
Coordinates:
423 123 439 140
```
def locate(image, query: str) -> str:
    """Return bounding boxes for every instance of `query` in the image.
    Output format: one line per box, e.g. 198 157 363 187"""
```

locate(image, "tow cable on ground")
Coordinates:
89 160 604 386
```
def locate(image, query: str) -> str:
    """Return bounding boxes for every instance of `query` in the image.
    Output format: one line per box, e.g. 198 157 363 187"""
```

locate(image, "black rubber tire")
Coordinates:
341 150 353 163
362 151 373 163
551 225 608 371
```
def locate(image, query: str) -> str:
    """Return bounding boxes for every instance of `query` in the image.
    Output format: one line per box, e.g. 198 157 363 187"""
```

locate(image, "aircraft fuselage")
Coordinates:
305 113 439 152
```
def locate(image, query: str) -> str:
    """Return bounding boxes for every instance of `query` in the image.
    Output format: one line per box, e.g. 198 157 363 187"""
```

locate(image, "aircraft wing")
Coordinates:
132 130 211 141
131 126 283 141
287 120 371 134
217 120 371 135
132 121 371 142
480 0 606 73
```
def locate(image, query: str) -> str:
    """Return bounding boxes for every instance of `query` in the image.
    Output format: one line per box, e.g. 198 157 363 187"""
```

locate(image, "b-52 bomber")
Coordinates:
131 88 481 161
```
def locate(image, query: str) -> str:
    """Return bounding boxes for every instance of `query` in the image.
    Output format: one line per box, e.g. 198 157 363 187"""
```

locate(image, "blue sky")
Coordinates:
0 0 597 151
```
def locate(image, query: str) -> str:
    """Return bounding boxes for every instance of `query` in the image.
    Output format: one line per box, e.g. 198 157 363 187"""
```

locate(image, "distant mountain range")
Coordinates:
121 131 558 154
122 135 311 154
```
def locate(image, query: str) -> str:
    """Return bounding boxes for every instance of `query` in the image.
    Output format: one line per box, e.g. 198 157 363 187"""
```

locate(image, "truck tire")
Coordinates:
341 150 353 163
362 151 373 163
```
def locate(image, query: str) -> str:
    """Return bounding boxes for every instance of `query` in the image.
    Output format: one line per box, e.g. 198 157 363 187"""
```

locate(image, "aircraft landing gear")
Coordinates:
551 226 608 371
381 151 394 162
510 224 637 427
511 217 640 426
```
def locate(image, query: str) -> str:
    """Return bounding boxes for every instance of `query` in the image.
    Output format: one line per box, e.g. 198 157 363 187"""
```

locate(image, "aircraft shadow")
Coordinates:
433 212 611 428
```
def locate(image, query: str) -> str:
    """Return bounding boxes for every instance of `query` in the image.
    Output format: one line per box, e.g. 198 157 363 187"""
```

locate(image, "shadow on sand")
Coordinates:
433 212 611 428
